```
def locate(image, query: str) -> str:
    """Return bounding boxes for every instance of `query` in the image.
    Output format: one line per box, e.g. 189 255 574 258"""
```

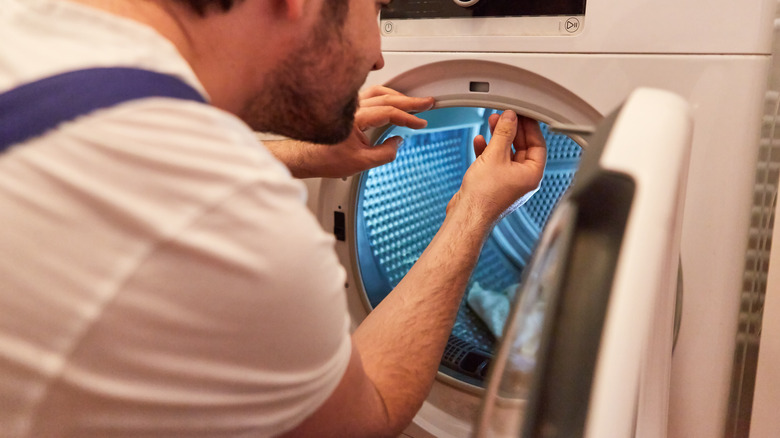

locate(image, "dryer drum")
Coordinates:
355 107 583 388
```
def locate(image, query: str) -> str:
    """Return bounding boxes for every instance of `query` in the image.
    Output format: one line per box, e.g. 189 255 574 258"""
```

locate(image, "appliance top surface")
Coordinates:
379 0 775 55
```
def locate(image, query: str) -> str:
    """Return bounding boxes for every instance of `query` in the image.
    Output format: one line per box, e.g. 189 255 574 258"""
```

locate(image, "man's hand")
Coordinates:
448 110 547 223
265 86 434 179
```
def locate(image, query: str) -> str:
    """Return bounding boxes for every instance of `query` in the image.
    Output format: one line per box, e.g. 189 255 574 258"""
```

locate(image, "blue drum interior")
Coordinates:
355 107 582 387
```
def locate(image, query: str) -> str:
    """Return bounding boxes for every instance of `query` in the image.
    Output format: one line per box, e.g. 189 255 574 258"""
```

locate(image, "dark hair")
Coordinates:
175 0 237 16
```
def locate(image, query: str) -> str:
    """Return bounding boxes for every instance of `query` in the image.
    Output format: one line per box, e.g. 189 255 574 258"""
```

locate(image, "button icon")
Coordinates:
383 21 394 34
565 17 580 33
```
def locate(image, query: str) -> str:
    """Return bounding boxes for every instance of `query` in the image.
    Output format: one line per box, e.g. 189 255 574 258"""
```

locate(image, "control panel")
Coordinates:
381 0 586 37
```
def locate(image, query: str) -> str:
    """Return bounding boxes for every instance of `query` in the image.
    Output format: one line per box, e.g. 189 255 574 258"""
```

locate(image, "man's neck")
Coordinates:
65 0 197 68
63 0 277 115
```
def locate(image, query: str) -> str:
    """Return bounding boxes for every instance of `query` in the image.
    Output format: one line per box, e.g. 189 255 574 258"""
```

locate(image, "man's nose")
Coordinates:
372 53 385 71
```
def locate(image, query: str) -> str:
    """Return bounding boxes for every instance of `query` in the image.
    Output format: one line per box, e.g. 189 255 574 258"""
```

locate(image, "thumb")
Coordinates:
369 136 403 165
483 110 517 160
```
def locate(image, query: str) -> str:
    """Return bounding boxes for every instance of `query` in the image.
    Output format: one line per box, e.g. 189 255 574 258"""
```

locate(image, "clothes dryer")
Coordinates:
307 1 775 436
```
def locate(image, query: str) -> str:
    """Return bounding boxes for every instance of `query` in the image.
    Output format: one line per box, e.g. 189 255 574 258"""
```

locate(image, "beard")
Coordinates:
240 9 362 145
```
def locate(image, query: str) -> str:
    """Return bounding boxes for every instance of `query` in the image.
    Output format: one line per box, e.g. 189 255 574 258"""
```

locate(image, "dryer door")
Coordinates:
474 88 693 438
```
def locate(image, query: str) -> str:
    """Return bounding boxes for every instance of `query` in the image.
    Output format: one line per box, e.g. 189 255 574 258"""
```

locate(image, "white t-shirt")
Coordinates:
0 1 352 437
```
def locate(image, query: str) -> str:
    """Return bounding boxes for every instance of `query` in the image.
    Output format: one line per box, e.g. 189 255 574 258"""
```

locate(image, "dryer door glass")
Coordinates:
355 107 582 387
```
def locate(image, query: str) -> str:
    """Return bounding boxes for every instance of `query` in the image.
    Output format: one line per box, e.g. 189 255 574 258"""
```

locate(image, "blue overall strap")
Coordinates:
0 67 207 153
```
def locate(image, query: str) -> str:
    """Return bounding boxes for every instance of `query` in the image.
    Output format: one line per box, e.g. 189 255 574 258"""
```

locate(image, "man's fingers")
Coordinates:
516 116 544 149
483 110 518 160
360 94 435 113
358 85 404 101
354 88 434 134
473 135 488 158
368 136 402 165
517 116 547 165
356 106 430 131
488 113 499 134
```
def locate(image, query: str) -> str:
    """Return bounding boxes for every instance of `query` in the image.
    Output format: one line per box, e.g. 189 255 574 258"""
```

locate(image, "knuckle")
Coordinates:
369 84 387 95
493 125 515 138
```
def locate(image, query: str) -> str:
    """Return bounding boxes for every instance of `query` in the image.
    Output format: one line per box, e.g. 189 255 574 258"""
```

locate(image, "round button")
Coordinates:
564 17 580 33
383 21 394 33
453 0 481 6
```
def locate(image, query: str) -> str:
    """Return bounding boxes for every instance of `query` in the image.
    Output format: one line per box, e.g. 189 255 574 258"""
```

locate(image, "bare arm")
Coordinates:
264 86 435 178
280 111 546 437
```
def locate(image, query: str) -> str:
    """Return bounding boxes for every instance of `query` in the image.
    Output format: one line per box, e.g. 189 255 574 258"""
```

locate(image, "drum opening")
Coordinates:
355 107 583 388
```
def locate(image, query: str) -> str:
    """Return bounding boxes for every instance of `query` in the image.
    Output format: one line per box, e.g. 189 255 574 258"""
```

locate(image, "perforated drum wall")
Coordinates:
355 108 582 386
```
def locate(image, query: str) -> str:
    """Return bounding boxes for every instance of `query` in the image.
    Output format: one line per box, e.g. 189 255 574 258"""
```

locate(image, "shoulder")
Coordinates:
11 98 354 436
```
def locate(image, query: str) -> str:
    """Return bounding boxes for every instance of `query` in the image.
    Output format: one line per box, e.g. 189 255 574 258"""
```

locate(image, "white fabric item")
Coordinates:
0 1 352 437
465 281 518 339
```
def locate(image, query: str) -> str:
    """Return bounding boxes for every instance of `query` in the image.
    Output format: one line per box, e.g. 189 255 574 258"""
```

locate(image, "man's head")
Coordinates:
69 0 382 144
135 0 383 145
235 0 381 145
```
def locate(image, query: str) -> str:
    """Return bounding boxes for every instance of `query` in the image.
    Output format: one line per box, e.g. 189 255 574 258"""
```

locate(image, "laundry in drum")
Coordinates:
465 281 519 339
357 107 582 386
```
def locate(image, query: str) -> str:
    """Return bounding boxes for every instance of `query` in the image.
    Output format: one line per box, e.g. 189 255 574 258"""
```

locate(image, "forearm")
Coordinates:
351 201 494 432
263 139 315 179
264 137 391 179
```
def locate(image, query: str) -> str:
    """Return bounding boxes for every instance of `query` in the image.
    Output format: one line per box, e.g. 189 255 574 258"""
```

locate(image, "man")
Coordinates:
0 0 546 437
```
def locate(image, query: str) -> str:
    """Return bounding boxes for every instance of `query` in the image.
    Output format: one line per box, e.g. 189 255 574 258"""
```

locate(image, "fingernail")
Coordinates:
394 136 405 149
502 110 517 121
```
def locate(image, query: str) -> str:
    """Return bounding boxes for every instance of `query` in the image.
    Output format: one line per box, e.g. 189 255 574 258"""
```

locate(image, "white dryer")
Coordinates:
306 0 775 436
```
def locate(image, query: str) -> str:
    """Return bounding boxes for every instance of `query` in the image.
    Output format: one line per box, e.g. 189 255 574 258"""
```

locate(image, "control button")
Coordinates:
453 0 481 6
383 21 394 34
564 17 580 33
